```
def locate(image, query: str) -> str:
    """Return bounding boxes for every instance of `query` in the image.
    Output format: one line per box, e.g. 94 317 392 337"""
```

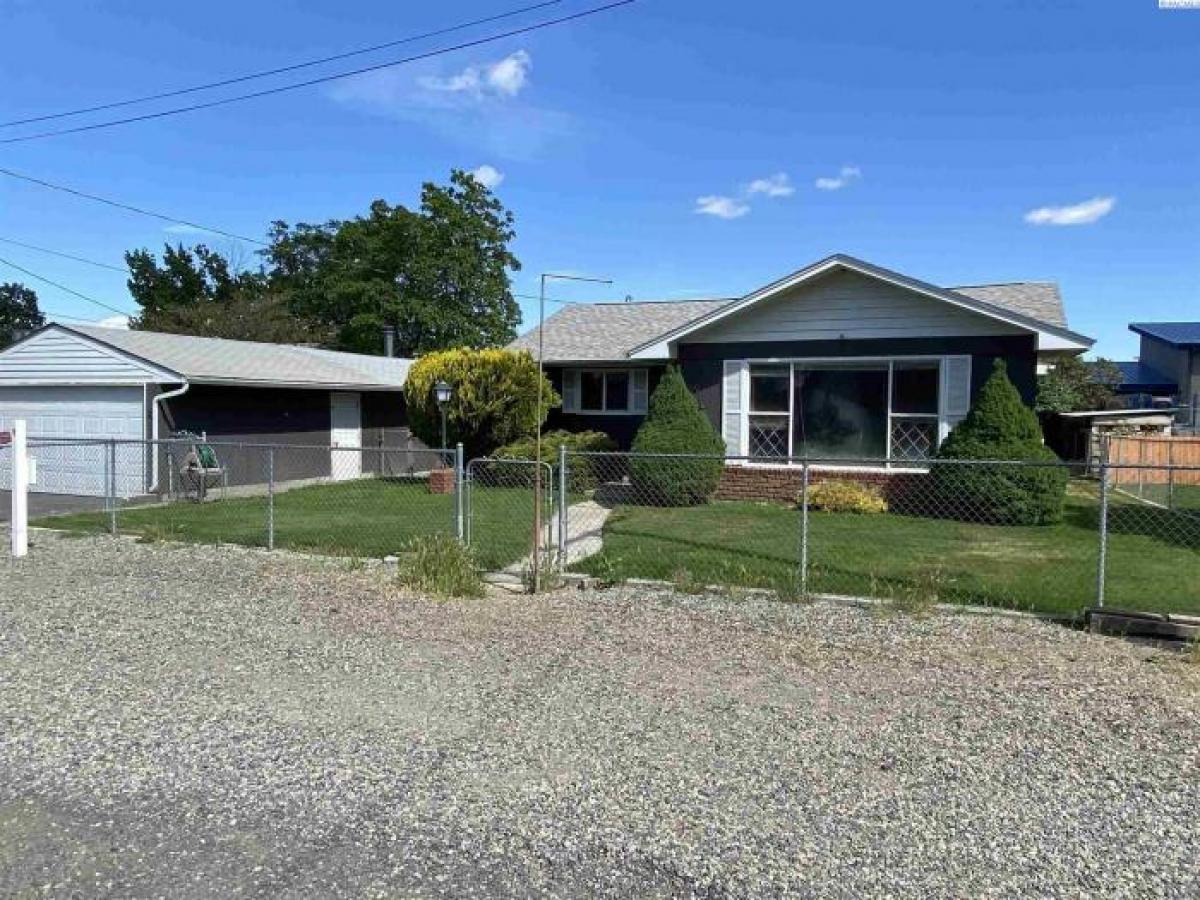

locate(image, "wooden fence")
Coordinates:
1106 435 1200 486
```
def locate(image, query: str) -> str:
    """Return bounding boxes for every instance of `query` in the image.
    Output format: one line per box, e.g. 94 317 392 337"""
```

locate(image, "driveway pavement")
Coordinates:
0 491 108 522
1 533 1197 897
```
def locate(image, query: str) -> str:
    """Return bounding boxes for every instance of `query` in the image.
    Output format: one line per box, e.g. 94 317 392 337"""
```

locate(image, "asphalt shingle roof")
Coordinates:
509 298 734 362
66 325 412 389
1129 322 1200 348
949 283 1066 327
512 277 1073 363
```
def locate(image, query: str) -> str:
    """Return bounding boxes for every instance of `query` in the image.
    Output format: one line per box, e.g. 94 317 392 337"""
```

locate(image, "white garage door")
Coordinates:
0 386 146 497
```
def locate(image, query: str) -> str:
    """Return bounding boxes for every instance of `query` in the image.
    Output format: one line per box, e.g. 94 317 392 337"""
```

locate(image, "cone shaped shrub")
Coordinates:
630 367 724 505
929 359 1066 525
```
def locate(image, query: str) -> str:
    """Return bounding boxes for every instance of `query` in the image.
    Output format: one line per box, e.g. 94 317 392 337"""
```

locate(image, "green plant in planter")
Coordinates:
630 367 724 506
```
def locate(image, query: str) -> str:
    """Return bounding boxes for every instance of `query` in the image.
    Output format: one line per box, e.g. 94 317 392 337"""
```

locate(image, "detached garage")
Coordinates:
0 324 417 498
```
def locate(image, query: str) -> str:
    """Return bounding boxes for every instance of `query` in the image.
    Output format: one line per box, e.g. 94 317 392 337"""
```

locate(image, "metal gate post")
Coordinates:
266 447 275 551
557 444 568 571
108 439 118 536
454 443 465 541
1096 458 1110 608
800 462 810 597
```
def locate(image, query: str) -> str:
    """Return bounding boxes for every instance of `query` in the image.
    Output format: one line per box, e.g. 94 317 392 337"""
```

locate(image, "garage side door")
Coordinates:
0 386 145 496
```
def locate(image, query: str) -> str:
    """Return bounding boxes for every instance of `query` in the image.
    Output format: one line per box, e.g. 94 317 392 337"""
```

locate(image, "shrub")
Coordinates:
929 360 1067 525
630 367 724 506
404 348 559 458
398 534 484 597
493 429 618 491
804 479 887 514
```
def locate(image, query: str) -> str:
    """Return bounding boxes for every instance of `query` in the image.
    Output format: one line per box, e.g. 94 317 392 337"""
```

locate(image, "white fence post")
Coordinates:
10 420 28 558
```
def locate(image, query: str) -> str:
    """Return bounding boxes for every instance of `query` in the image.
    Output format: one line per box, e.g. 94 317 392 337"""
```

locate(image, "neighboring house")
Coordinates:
511 254 1093 466
0 324 416 497
1118 323 1200 423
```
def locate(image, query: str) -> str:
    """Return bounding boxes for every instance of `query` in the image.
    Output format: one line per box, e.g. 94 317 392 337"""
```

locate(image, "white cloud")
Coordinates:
746 173 794 197
94 315 129 329
419 50 531 99
814 165 862 191
1024 196 1116 226
468 164 505 189
163 224 208 236
695 195 750 219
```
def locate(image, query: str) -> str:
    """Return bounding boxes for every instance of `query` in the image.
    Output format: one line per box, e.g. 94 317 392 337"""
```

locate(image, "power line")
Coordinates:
0 1 635 145
0 254 136 317
0 166 265 245
0 235 130 273
0 2 565 130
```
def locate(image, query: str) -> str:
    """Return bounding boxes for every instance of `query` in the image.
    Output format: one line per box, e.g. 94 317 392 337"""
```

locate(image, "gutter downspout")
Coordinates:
151 381 190 492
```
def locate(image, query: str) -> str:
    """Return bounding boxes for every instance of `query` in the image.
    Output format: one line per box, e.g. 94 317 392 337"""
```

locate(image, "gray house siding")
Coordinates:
1138 335 1199 421
155 384 415 486
678 335 1037 435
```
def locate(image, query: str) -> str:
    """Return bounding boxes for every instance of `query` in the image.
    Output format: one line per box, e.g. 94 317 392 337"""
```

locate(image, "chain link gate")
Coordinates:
464 458 557 587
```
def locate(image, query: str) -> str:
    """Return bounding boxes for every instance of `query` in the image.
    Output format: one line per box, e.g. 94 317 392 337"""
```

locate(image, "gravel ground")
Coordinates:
1 531 1198 898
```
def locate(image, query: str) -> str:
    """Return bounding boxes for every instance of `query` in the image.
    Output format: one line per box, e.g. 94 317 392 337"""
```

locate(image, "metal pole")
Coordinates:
1096 457 1110 609
454 443 464 541
267 447 275 551
10 420 28 558
800 463 810 598
440 404 448 454
558 443 568 571
1167 440 1175 510
108 439 118 536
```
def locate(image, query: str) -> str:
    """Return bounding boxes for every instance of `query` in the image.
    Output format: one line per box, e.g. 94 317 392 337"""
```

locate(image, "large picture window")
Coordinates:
747 359 944 463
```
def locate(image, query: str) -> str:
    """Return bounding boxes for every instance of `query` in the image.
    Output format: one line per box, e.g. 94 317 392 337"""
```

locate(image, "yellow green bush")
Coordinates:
804 479 888 514
404 348 559 457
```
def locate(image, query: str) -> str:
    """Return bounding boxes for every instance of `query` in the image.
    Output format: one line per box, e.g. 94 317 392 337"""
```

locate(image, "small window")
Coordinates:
892 363 939 415
580 372 604 411
750 367 790 413
605 372 630 412
572 369 640 413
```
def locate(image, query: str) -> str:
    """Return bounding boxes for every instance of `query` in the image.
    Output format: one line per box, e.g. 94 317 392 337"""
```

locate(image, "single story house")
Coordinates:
1115 322 1200 423
511 254 1093 470
0 324 417 497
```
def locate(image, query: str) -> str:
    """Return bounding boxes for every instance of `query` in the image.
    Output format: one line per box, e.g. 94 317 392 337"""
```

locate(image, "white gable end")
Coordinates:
687 269 1026 344
0 328 177 385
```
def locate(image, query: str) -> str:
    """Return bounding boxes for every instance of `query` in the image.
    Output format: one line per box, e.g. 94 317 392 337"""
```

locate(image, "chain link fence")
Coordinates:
561 451 1200 617
7 437 1199 617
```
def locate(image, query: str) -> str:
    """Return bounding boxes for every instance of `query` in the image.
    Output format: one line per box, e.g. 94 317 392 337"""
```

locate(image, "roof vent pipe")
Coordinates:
383 326 396 358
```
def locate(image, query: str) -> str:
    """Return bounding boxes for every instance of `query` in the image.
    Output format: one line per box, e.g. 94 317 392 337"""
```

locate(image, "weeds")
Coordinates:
398 534 484 598
884 567 949 618
134 523 183 544
671 567 707 595
521 548 562 594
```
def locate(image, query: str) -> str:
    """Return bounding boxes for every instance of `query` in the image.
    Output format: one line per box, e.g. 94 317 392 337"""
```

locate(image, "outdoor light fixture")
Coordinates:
434 380 452 450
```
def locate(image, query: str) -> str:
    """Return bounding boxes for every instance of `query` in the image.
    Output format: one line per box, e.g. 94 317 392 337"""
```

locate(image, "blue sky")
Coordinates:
1 0 1198 358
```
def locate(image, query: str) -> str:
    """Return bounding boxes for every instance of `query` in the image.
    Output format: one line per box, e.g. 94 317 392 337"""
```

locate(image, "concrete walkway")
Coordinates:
498 499 612 579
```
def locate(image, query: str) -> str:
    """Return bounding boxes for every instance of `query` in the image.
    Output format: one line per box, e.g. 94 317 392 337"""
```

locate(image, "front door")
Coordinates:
330 392 362 481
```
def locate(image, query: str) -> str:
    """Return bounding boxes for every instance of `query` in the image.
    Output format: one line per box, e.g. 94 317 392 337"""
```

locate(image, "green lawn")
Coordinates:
38 477 547 571
572 482 1200 617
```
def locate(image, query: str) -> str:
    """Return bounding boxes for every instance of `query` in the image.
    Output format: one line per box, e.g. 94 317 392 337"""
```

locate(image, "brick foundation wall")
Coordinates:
716 465 926 504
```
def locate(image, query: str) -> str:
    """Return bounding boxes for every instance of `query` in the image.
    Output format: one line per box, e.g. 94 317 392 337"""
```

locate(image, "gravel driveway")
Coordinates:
2 532 1197 898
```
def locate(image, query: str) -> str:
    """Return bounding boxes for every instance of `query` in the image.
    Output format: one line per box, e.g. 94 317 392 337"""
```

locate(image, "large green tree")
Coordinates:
1035 355 1123 413
264 168 521 355
124 243 323 342
0 282 45 349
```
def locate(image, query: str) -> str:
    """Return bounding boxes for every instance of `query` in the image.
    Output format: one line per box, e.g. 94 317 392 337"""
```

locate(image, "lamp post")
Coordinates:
531 272 613 592
434 379 452 454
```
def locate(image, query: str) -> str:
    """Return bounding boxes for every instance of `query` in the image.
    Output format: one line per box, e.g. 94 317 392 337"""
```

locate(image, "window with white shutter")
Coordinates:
939 355 972 441
722 360 749 459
